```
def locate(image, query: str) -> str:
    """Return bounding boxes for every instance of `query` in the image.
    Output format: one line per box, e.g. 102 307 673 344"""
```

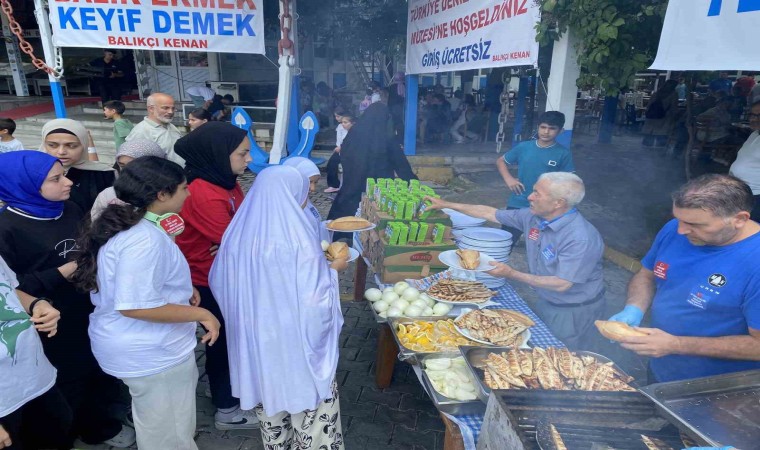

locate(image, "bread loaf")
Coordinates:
328 217 372 231
594 320 647 342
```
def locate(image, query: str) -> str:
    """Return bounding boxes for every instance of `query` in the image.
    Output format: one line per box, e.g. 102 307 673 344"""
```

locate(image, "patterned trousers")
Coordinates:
254 381 344 450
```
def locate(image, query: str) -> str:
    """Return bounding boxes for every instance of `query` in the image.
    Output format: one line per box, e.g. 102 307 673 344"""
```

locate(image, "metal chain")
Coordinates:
278 0 294 61
495 71 510 153
0 0 63 78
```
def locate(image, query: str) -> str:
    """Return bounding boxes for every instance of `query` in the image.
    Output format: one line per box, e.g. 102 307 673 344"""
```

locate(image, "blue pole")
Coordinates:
287 75 300 153
50 81 66 118
512 77 529 145
403 75 419 156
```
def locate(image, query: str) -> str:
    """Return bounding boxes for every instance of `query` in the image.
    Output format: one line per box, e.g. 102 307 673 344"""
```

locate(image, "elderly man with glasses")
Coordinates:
425 172 605 350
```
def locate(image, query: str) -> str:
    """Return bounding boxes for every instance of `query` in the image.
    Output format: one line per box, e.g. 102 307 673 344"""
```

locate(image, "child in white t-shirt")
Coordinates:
0 255 68 449
73 156 221 450
0 118 24 153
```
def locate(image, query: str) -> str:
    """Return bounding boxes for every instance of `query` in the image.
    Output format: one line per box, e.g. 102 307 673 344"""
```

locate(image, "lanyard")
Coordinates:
537 208 577 231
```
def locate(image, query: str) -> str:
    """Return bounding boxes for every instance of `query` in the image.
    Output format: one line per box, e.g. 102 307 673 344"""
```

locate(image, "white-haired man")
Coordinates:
426 172 605 349
126 93 183 166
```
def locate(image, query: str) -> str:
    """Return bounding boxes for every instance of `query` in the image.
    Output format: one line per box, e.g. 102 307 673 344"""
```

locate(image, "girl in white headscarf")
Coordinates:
40 119 115 212
283 156 330 242
209 165 347 449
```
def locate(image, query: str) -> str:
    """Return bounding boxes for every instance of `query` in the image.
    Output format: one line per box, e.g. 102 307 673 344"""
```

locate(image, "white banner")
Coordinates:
406 0 540 74
48 0 265 54
651 0 760 71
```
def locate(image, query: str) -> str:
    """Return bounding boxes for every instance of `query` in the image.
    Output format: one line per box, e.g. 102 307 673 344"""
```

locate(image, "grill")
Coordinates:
534 420 685 450
492 390 676 449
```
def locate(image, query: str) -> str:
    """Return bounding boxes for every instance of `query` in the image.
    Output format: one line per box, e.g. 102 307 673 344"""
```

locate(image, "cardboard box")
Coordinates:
376 266 448 284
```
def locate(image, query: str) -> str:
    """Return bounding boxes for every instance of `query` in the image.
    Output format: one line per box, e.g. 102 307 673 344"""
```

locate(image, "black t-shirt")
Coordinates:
66 167 116 213
90 57 121 79
0 202 98 380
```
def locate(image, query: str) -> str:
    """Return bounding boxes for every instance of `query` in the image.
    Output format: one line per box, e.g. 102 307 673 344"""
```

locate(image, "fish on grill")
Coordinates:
481 348 635 392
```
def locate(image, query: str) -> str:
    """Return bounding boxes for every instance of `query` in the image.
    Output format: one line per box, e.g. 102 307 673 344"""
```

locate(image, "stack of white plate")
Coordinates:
454 227 513 288
442 208 486 229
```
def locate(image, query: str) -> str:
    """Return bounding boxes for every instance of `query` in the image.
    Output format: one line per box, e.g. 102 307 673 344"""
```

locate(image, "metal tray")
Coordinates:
460 346 639 404
417 353 487 416
388 316 485 364
639 369 760 448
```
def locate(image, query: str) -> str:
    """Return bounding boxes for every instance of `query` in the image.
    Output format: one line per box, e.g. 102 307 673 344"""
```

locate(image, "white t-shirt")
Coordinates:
335 123 348 148
89 220 197 378
730 131 760 195
0 256 56 418
0 138 24 154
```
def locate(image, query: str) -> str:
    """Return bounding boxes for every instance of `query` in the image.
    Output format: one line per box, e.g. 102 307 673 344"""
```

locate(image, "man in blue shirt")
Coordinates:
708 72 733 95
496 111 575 241
609 174 760 383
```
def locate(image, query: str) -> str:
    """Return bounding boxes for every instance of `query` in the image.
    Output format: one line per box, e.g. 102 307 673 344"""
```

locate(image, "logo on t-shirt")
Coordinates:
654 261 669 279
528 228 540 241
708 273 727 288
548 160 557 167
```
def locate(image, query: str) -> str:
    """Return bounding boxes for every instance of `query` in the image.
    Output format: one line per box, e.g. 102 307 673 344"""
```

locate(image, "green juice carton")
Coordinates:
409 222 420 242
417 222 430 242
397 223 410 245
404 200 415 221
387 222 401 245
420 185 435 196
366 178 376 195
432 223 446 244
393 198 405 219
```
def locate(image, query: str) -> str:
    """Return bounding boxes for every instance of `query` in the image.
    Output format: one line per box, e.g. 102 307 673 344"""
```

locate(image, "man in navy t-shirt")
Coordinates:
609 174 760 383
496 111 575 242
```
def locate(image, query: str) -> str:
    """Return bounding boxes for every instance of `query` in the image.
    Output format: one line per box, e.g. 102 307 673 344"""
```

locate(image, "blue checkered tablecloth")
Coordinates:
406 271 565 450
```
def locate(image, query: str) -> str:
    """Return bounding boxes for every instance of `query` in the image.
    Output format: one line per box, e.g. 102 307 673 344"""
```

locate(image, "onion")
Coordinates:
390 299 410 311
373 300 390 312
364 288 382 302
411 299 428 309
422 306 434 316
383 287 395 294
433 303 452 316
404 305 422 317
393 281 409 295
401 287 420 301
381 291 400 303
386 307 403 318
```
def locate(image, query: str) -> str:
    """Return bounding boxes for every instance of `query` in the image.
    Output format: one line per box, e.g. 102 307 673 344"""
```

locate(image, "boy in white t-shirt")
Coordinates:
0 118 23 154
0 255 68 449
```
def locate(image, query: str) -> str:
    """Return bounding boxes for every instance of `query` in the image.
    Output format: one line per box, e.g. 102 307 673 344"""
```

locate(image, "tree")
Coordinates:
535 0 668 143
298 0 407 59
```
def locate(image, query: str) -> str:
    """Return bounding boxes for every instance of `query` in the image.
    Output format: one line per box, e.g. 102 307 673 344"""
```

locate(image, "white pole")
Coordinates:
34 0 66 117
269 0 297 164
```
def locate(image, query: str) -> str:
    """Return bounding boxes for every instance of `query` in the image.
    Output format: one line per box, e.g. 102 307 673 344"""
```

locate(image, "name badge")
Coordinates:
528 228 540 241
541 244 556 260
654 261 669 280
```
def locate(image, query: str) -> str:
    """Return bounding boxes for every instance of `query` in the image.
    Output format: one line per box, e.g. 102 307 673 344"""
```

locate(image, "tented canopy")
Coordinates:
650 0 760 71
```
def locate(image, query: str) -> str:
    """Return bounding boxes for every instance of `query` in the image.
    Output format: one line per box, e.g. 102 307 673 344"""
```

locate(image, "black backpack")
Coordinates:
645 98 666 119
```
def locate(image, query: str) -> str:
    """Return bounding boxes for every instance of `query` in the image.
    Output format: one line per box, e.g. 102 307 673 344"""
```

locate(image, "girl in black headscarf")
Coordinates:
173 122 258 430
327 102 416 226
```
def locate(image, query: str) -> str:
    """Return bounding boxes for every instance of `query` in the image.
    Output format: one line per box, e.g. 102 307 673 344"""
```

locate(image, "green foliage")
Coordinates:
298 0 407 57
536 0 668 95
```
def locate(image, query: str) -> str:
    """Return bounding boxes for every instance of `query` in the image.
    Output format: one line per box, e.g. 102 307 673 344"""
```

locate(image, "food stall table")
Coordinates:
351 248 566 449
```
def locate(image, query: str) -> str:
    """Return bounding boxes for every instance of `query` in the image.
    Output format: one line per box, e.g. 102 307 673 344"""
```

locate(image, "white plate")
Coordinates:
426 294 498 309
326 247 360 263
325 221 376 232
460 227 514 242
458 237 513 249
442 208 487 227
453 311 531 348
455 325 531 348
439 250 498 272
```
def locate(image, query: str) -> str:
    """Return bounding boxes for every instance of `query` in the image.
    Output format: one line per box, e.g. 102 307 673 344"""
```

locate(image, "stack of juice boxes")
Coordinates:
367 178 447 245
